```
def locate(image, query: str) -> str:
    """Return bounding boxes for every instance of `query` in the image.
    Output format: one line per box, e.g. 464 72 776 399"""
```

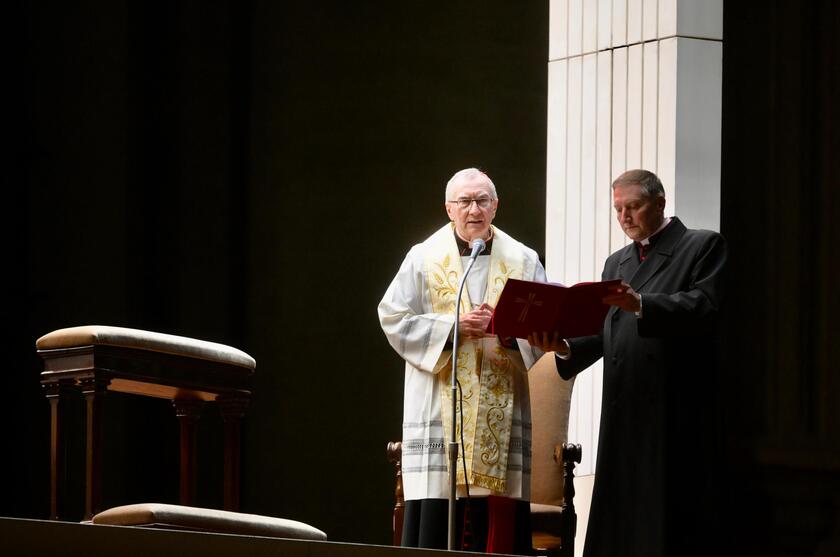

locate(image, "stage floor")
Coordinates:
0 516 497 557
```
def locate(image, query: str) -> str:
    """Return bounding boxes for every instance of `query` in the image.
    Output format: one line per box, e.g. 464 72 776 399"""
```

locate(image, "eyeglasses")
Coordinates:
447 196 494 210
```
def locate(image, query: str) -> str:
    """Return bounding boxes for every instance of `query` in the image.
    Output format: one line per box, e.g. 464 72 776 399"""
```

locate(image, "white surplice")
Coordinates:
378 224 546 501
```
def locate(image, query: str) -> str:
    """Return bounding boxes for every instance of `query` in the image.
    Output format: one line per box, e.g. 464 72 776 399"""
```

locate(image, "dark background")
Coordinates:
5 0 548 545
4 1 840 555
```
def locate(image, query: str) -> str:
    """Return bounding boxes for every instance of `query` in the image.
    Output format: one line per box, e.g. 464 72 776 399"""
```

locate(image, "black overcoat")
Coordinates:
555 217 727 557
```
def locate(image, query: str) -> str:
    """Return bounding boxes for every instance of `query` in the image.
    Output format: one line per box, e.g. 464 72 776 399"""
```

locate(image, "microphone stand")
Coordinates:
448 239 485 551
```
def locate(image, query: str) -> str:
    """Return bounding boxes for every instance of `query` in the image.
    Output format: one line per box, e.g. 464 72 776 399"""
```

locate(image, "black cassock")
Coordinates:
555 217 727 557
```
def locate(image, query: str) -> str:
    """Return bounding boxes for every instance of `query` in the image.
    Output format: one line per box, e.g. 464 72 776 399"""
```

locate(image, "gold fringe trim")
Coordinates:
471 472 507 494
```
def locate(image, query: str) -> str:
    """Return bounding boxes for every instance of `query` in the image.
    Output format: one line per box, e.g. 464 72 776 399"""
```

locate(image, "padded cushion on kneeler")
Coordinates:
92 503 327 541
37 325 255 369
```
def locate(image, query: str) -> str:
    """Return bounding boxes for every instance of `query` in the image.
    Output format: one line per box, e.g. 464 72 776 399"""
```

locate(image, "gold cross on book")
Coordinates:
514 292 543 322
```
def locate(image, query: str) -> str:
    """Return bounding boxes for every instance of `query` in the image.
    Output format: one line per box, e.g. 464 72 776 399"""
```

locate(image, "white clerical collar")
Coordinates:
639 217 672 245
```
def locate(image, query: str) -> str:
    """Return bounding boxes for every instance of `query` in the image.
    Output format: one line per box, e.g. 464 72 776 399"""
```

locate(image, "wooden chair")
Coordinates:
528 353 580 556
387 354 580 555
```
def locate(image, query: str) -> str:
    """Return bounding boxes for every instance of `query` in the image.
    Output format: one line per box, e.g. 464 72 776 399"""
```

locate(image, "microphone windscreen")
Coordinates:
470 238 486 257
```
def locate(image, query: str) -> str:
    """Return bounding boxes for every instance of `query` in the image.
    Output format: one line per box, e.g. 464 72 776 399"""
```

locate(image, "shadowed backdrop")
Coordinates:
5 0 548 544
5 1 840 554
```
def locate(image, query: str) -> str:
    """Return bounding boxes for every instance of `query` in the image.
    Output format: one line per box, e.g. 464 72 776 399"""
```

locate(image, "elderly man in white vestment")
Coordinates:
378 168 546 554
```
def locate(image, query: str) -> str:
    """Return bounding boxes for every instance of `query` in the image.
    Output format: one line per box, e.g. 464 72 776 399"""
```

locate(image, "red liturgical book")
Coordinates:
487 278 626 339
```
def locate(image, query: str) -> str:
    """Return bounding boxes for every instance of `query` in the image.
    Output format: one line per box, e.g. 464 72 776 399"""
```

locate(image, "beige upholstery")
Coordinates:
529 353 574 507
528 352 574 553
92 503 327 541
36 325 255 369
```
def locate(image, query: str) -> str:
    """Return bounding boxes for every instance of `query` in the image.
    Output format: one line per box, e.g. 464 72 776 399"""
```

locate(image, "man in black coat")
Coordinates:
530 169 727 557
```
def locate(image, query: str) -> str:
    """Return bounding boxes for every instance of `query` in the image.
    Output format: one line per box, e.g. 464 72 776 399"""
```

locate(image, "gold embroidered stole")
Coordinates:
424 223 524 493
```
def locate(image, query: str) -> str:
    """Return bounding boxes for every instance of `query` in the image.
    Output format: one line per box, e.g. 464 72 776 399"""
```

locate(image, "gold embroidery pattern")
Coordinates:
479 345 513 468
480 405 507 466
424 224 530 494
490 260 515 304
452 348 476 434
431 254 459 312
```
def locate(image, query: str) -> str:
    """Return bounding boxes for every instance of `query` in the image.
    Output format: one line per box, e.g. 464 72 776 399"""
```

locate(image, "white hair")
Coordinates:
445 168 498 201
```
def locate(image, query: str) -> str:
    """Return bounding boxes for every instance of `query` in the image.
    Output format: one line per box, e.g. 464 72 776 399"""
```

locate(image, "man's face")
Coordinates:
445 177 499 242
613 183 666 241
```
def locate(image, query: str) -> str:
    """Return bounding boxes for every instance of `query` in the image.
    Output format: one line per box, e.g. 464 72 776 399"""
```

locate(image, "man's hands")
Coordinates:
527 331 570 357
602 281 641 313
525 282 641 356
459 303 494 338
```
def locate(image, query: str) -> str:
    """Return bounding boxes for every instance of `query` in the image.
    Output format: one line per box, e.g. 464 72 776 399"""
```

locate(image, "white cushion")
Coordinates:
92 503 325 541
37 325 255 370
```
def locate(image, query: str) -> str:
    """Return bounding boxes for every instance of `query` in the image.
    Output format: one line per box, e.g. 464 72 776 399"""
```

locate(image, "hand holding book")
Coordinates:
527 331 571 356
601 282 641 313
486 278 628 340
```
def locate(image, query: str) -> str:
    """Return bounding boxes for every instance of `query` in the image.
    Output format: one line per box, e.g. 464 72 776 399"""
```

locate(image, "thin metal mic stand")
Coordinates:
448 239 485 550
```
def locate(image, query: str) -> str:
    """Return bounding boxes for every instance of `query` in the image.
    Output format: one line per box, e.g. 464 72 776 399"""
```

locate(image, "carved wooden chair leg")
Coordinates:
387 441 404 546
555 443 582 557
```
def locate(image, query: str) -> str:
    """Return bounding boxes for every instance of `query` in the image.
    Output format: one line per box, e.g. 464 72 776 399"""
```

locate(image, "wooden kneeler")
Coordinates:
38 325 255 520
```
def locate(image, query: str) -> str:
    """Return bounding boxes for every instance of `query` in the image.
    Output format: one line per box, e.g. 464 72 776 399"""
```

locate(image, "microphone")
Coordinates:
447 234 486 549
469 238 486 259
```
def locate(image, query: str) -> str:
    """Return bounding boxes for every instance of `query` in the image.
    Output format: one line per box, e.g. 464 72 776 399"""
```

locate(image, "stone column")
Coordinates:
546 1 723 552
